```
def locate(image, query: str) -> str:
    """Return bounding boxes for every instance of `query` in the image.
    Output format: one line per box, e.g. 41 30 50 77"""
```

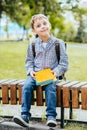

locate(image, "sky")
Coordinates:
79 0 87 8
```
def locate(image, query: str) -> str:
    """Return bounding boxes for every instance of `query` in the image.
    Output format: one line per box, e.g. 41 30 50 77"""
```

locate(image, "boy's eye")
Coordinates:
35 21 47 28
36 24 41 28
43 21 47 25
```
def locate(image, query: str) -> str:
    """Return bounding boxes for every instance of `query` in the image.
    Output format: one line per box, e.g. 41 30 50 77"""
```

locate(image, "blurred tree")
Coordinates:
60 0 87 43
0 0 65 40
73 8 87 43
0 0 87 42
59 22 77 42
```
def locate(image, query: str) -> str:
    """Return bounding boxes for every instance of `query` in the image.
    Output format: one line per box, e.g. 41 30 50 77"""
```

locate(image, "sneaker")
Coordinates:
13 116 29 127
46 119 57 127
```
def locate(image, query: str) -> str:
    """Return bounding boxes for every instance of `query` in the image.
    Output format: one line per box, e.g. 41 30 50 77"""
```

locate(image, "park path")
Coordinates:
0 105 87 122
68 43 87 49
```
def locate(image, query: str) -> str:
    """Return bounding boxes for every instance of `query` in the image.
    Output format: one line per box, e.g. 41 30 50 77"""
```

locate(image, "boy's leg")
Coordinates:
45 82 57 127
21 76 36 119
13 76 36 127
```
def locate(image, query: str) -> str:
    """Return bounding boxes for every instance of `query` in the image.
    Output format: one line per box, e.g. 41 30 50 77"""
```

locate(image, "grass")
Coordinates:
66 44 87 81
0 41 87 81
0 41 28 79
65 123 87 130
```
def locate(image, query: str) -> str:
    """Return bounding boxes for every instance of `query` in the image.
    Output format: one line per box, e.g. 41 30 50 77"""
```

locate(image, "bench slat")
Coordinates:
56 81 70 107
10 84 17 104
2 84 9 104
81 85 87 109
72 82 87 108
62 81 79 108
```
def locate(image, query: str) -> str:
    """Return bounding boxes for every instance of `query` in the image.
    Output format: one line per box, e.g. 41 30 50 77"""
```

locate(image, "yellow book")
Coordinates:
35 68 57 86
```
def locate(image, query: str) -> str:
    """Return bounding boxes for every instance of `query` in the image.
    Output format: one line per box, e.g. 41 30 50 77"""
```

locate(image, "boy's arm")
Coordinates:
25 42 34 76
53 39 68 77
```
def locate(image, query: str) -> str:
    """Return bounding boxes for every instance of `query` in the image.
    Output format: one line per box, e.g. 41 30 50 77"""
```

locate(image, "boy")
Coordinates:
13 14 68 127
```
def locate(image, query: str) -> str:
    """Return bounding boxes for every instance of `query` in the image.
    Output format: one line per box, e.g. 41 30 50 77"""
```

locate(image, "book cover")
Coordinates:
35 68 57 86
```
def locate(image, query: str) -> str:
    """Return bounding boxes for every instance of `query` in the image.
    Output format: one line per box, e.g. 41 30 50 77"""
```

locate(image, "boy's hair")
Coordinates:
30 14 48 29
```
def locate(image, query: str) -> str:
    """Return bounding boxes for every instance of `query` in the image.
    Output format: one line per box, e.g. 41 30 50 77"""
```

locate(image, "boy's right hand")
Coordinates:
30 71 36 78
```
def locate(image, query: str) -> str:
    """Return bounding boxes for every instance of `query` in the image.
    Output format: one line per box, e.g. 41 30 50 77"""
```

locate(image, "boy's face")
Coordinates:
32 17 51 37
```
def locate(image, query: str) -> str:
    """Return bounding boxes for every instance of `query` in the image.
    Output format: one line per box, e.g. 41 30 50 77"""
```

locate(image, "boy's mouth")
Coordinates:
41 28 48 32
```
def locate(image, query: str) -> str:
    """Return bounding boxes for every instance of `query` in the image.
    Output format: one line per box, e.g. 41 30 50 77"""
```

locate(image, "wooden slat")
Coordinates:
2 84 9 104
10 84 17 104
10 80 25 105
62 81 79 108
0 79 9 84
81 85 87 110
0 80 17 104
72 82 87 88
72 87 79 108
17 80 25 104
56 81 70 107
36 86 43 106
72 82 87 108
1 79 17 85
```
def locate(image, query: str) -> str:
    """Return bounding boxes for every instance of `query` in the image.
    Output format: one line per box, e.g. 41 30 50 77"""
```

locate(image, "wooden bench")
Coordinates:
0 79 87 128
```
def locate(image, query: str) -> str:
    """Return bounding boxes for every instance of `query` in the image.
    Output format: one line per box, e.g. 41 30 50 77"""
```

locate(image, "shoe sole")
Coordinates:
47 122 57 127
13 116 29 127
47 120 57 127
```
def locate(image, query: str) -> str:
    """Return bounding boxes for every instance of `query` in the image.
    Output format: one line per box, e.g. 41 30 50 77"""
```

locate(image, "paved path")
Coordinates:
68 44 87 49
0 105 87 121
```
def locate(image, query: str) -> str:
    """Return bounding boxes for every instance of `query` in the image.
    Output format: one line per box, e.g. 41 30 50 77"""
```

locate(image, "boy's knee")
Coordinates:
23 82 33 91
46 83 56 92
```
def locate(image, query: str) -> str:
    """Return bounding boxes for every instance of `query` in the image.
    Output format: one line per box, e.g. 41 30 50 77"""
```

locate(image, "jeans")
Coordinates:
21 76 57 120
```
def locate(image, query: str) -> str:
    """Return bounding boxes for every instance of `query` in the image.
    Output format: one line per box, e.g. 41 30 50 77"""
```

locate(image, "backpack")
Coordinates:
32 40 66 80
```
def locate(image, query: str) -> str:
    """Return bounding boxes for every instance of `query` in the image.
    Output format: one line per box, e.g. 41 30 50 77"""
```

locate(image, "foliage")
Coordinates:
59 22 77 42
0 0 87 42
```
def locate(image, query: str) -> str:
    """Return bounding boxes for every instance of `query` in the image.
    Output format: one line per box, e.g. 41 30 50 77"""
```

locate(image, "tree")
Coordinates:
73 8 87 43
0 0 65 40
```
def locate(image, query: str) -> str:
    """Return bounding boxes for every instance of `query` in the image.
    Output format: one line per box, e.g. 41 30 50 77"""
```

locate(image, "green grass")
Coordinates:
0 41 28 79
65 123 87 130
66 44 87 81
0 41 87 81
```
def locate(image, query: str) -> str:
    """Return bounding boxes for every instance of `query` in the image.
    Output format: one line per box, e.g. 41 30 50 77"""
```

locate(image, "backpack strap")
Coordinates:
55 40 66 80
55 40 60 63
32 42 36 57
55 40 67 63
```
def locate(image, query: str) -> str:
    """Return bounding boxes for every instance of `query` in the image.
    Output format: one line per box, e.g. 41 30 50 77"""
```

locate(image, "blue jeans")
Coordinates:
21 76 57 120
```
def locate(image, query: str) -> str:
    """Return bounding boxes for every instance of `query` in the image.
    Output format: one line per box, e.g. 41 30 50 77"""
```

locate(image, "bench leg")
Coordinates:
60 89 64 128
69 89 73 119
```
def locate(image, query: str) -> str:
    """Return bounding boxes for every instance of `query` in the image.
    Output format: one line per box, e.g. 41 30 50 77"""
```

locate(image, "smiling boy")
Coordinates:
13 14 68 127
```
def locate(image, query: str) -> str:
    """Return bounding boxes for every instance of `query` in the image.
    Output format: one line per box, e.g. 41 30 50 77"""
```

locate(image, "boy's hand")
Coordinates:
30 71 36 78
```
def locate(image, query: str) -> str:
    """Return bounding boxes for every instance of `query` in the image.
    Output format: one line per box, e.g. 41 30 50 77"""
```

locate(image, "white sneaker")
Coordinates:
46 119 57 127
13 116 29 127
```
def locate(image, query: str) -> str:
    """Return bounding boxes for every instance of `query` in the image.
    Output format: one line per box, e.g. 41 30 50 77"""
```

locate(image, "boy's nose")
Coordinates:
41 25 46 29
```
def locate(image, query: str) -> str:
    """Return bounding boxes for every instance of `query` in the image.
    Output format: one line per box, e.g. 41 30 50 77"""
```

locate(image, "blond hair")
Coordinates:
30 14 48 29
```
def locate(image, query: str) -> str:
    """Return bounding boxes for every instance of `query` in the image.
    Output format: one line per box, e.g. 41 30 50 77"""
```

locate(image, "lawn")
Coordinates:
0 41 87 81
